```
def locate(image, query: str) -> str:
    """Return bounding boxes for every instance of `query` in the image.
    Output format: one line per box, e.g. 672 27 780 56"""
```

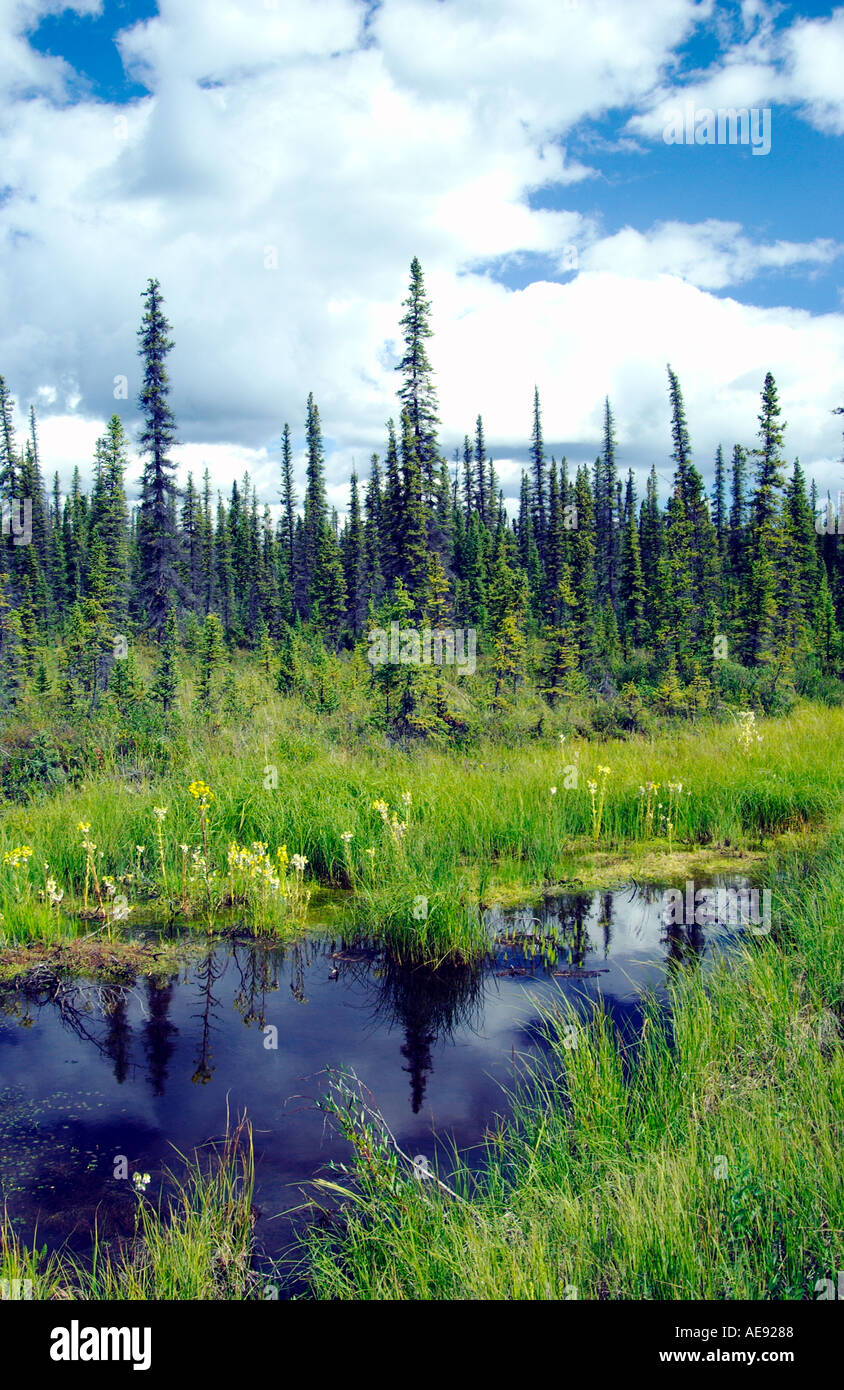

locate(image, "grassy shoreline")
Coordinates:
4 815 841 1300
304 827 844 1300
2 710 842 1299
1 1117 264 1301
1 702 840 961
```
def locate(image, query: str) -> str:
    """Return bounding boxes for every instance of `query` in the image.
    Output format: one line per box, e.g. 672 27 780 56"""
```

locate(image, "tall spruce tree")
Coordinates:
475 414 488 522
396 257 440 503
712 444 727 558
302 392 328 620
280 423 296 586
88 414 130 628
136 279 181 634
746 372 788 667
594 397 619 612
343 470 366 635
530 387 547 546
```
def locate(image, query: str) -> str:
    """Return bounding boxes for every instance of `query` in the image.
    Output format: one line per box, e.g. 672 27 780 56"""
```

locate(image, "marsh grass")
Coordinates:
0 1115 266 1301
0 1207 61 1300
304 829 844 1299
1 702 842 958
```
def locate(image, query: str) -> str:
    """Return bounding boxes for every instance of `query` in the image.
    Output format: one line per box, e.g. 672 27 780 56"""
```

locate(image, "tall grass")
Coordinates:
2 702 842 958
304 828 844 1299
0 1207 61 1300
0 1115 265 1301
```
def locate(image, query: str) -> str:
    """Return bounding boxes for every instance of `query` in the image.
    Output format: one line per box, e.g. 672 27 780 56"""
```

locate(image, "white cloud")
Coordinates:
784 9 844 136
431 272 844 499
0 0 102 97
628 5 844 143
580 221 841 291
31 411 104 482
0 0 841 512
117 0 363 88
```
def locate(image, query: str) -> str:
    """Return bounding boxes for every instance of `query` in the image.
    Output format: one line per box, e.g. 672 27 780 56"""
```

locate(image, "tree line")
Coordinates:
1 259 842 727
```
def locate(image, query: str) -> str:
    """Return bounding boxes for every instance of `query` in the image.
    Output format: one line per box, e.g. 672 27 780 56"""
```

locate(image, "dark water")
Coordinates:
0 881 744 1286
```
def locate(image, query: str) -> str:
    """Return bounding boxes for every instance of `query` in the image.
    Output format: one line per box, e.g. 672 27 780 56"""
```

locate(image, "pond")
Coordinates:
0 878 750 1292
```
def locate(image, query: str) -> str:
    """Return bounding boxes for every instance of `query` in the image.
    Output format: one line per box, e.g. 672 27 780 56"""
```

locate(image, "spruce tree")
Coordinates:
21 406 49 574
396 257 440 501
530 387 547 546
639 464 662 622
342 471 366 635
594 397 619 612
88 415 130 627
662 365 719 674
541 565 586 703
461 436 474 520
570 464 598 676
150 605 179 712
475 414 488 522
311 522 347 644
195 612 226 712
619 469 646 649
381 419 403 589
712 444 727 557
782 458 820 659
302 392 332 622
399 408 431 614
280 422 296 590
48 472 67 611
0 567 24 712
0 376 17 507
487 535 529 706
545 457 564 620
214 497 236 638
180 472 201 606
362 454 384 610
746 373 788 667
136 278 181 634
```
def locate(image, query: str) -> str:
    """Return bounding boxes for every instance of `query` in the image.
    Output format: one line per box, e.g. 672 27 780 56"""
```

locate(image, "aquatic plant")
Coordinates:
587 764 611 844
737 709 763 752
224 840 311 933
0 703 839 956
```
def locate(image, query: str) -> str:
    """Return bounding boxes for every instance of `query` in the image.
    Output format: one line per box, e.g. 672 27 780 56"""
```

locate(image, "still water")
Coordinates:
0 881 744 1283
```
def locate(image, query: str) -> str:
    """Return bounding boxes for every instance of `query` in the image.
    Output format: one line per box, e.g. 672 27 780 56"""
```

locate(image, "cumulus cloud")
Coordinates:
0 0 842 511
628 4 844 142
0 0 101 97
784 9 844 136
580 221 841 292
432 272 844 497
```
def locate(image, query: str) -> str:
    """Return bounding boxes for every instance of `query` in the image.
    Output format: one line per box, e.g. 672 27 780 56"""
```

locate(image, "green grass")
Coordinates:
0 1115 267 1301
4 699 844 1299
2 701 842 958
303 827 844 1299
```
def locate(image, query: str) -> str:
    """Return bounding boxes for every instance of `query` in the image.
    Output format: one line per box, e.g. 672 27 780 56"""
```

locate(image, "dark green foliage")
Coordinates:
0 266 841 744
150 606 179 712
396 256 440 499
136 279 182 635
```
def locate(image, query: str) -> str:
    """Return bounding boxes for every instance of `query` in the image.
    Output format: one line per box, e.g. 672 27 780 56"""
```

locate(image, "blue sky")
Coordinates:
26 0 844 311
27 0 158 102
556 105 842 315
2 0 843 505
